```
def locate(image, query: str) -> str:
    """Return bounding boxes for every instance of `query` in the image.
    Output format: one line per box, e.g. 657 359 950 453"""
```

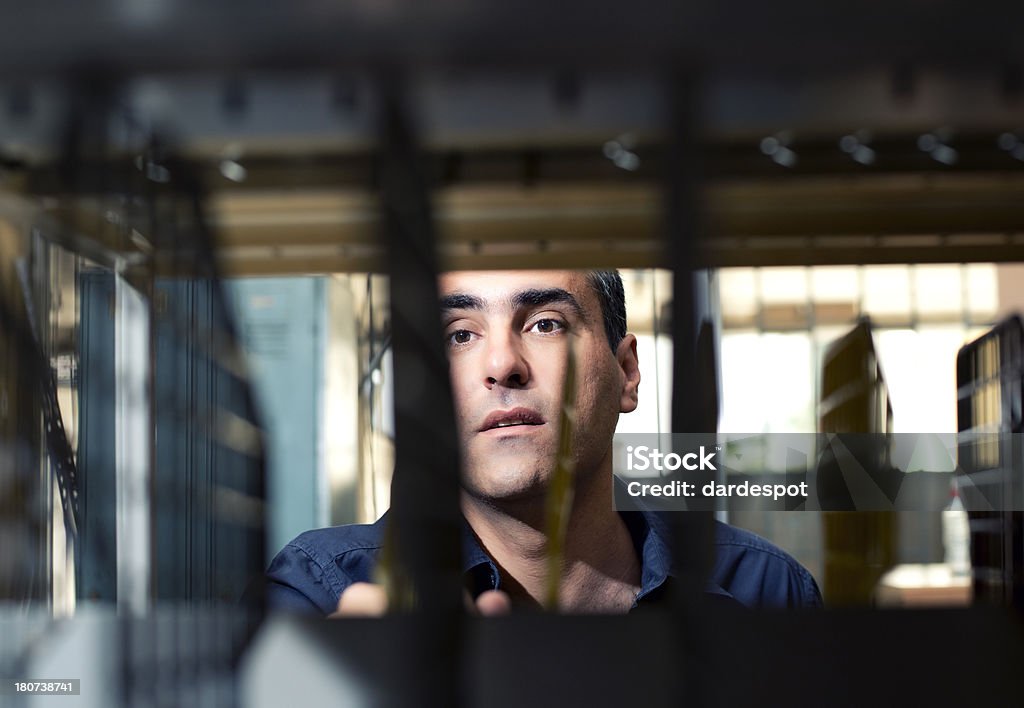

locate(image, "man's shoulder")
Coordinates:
713 520 795 559
264 516 387 614
285 516 387 562
711 520 823 608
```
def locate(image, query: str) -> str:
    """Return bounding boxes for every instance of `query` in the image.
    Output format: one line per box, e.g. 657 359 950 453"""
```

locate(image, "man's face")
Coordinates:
439 270 640 504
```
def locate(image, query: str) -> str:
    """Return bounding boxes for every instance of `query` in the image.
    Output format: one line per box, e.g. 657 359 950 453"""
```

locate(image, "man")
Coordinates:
264 270 822 615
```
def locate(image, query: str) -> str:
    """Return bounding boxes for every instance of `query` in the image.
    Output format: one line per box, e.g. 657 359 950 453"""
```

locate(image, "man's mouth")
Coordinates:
479 407 546 432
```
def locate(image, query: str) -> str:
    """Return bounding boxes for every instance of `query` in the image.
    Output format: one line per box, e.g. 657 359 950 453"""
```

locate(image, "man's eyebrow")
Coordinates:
511 288 587 322
439 293 484 312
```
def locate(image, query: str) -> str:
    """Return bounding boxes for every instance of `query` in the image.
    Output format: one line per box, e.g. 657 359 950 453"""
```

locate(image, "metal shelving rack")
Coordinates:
2 2 1024 706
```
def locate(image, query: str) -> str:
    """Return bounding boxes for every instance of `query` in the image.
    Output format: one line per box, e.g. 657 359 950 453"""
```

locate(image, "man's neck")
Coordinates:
462 473 641 613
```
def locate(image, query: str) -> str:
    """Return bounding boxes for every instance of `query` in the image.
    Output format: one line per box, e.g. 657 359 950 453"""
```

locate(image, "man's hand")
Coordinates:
330 582 511 617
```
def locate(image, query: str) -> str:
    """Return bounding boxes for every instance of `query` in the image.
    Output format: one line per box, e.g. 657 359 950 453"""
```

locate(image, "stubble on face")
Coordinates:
440 271 625 508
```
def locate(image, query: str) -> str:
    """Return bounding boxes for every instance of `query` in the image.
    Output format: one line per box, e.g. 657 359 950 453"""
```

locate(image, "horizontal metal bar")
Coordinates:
24 173 1024 272
0 2 1022 77
5 70 1024 160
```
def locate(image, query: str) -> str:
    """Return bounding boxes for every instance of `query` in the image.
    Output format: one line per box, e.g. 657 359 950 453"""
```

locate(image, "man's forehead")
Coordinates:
438 270 589 299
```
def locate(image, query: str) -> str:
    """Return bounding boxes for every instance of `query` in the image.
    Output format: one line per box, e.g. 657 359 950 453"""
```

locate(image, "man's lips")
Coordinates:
478 407 546 432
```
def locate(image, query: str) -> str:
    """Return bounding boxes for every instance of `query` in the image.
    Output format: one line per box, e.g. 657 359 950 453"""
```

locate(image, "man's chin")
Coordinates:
460 467 552 507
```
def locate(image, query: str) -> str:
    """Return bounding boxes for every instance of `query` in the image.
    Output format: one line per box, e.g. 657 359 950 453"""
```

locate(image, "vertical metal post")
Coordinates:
378 77 463 706
665 68 714 704
114 268 151 615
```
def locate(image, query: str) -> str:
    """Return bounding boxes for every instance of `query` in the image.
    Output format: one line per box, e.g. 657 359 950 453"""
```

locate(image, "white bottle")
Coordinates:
942 479 971 576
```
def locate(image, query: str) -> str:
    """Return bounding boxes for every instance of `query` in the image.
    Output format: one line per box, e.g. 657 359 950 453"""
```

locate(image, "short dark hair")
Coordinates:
586 270 626 350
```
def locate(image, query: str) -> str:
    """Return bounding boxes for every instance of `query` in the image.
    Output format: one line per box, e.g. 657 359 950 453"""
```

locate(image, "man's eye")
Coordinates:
448 330 474 346
530 319 565 334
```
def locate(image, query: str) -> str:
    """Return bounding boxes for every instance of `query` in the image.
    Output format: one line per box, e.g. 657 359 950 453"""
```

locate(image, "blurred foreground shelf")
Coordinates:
875 563 973 607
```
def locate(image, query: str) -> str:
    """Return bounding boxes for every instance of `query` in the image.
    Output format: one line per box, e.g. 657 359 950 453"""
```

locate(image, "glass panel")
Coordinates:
811 266 859 303
966 263 998 320
719 267 757 326
873 326 965 434
914 265 962 320
720 331 815 434
862 265 911 323
760 267 808 305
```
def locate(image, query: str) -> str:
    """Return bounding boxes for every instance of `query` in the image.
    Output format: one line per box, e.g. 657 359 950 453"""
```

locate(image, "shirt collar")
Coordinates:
459 508 735 605
626 508 736 604
461 519 502 596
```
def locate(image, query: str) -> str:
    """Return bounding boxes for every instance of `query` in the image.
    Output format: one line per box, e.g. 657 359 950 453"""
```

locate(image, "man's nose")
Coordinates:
484 332 529 389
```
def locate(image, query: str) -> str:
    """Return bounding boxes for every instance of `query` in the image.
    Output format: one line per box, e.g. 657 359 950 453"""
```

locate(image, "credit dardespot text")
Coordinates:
621 445 807 501
625 480 809 502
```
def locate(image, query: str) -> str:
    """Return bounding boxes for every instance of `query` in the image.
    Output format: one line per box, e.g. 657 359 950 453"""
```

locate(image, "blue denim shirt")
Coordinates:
264 510 822 614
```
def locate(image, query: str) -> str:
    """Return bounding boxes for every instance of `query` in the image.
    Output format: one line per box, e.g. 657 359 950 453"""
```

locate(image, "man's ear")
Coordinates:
616 333 641 413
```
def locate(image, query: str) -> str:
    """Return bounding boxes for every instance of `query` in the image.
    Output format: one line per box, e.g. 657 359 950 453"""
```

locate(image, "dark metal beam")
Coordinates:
0 2 1023 77
378 76 463 706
